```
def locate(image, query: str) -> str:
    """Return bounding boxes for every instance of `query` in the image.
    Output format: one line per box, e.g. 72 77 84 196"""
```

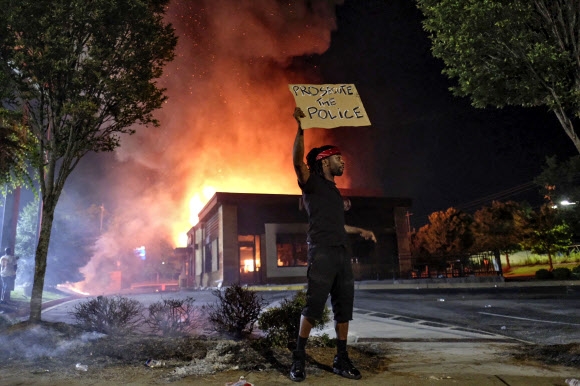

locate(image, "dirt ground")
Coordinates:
0 321 579 386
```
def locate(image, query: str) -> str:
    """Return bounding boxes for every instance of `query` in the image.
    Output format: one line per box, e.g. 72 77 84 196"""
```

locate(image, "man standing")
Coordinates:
0 247 18 303
290 107 376 382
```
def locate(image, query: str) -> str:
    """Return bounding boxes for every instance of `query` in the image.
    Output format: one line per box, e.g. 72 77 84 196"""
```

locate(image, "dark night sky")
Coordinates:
312 0 577 227
71 0 577 233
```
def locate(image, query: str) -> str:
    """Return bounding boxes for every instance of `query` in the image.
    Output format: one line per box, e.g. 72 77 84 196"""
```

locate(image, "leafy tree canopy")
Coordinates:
0 0 177 322
471 200 526 253
411 207 474 257
520 203 573 269
534 155 580 237
417 0 580 153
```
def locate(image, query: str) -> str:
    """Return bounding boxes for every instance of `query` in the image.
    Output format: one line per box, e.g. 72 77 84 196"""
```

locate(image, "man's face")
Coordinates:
325 154 344 176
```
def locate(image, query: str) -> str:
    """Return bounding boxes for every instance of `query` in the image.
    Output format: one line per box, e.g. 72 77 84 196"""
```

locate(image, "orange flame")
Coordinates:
171 175 303 247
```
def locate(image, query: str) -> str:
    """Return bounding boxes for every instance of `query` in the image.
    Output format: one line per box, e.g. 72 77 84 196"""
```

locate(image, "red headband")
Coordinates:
315 147 341 161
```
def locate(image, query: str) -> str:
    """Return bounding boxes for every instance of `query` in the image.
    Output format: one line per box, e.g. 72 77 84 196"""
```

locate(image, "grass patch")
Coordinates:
503 262 580 277
501 251 580 268
10 286 67 303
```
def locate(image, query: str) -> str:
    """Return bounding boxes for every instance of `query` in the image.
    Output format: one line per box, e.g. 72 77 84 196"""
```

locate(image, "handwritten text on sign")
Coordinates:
288 84 371 129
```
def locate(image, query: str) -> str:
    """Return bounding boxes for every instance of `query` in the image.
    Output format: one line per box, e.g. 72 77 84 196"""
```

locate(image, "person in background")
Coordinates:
290 107 377 382
0 247 18 303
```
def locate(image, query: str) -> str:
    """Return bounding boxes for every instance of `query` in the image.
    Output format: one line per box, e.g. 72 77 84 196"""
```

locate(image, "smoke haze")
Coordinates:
78 0 348 293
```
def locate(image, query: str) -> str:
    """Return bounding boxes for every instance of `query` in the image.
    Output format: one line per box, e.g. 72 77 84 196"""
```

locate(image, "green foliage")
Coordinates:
144 297 199 336
258 290 331 348
534 155 580 236
70 295 144 335
533 223 572 253
552 267 572 280
573 265 580 274
0 119 34 187
0 313 14 331
535 268 553 280
471 200 526 254
416 0 580 153
519 203 572 275
204 283 265 339
0 0 177 321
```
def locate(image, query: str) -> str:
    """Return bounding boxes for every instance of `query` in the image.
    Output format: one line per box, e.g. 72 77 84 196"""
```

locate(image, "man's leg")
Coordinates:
0 279 6 302
331 250 361 380
335 321 349 340
298 315 314 348
290 315 313 382
332 320 361 380
335 321 349 358
5 277 12 302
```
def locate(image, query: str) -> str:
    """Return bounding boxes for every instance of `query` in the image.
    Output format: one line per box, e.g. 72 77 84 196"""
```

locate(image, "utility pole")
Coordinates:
405 211 413 234
99 204 104 234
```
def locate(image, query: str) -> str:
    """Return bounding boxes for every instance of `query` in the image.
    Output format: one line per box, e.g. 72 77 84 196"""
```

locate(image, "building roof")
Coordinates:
197 192 412 224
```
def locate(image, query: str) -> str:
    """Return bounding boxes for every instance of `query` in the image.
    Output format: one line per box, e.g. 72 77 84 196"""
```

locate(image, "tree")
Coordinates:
0 0 177 322
472 201 527 270
411 207 474 277
411 207 474 259
0 114 31 186
417 0 580 153
0 52 26 184
534 155 580 238
521 204 573 270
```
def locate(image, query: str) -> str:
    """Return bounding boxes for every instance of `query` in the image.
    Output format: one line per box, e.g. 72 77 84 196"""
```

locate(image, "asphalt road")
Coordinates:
40 286 580 345
353 286 580 345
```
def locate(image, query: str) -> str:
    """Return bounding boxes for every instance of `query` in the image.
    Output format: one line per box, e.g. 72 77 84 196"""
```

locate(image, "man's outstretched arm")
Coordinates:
292 107 309 185
345 225 377 243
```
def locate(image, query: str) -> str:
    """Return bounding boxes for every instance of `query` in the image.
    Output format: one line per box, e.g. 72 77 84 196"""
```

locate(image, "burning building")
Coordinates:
176 191 412 288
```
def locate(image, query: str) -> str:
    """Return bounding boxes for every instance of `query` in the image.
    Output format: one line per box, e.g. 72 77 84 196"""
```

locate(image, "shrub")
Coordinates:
572 264 580 275
144 297 199 336
552 267 572 280
203 283 265 339
258 290 331 348
70 295 143 334
0 313 13 331
535 269 553 280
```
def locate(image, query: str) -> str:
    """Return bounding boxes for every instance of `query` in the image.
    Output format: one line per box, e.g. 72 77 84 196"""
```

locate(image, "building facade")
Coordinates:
177 192 412 288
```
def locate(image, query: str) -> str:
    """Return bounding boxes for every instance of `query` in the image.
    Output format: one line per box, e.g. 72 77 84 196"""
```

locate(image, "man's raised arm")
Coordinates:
292 107 310 185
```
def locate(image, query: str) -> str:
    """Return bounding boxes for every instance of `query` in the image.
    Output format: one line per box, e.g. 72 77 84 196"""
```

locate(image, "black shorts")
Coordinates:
302 245 354 323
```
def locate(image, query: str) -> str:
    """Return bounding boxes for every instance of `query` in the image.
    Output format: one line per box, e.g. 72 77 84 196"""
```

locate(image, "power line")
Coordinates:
455 181 538 212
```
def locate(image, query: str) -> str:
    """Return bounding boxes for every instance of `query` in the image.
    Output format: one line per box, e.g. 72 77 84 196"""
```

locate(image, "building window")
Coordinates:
239 235 261 273
276 233 307 267
204 237 219 273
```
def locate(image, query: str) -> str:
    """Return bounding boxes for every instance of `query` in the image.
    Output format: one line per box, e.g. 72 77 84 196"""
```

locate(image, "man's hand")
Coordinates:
360 229 377 243
345 225 377 243
293 107 305 124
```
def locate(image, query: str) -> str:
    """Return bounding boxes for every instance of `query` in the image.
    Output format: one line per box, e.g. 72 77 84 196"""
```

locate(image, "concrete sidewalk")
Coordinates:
252 279 580 385
298 306 579 386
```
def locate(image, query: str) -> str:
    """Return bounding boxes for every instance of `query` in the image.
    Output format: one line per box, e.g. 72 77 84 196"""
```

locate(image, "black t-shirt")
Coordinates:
299 174 348 247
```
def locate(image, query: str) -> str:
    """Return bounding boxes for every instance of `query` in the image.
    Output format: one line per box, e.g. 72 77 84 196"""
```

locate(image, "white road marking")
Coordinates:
479 312 580 326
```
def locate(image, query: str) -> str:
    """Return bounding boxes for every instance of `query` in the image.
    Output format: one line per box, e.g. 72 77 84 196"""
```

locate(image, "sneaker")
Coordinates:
290 350 306 382
333 353 362 380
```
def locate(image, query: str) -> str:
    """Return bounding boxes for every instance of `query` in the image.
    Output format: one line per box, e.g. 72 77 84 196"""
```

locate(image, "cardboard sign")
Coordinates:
288 84 371 129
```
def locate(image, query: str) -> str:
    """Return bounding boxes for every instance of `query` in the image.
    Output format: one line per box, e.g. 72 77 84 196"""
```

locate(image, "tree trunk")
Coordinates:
505 252 511 270
547 252 554 271
553 108 580 154
29 197 57 323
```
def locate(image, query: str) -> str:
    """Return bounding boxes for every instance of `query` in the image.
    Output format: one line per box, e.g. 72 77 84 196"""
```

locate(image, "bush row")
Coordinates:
69 283 332 348
535 265 580 280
